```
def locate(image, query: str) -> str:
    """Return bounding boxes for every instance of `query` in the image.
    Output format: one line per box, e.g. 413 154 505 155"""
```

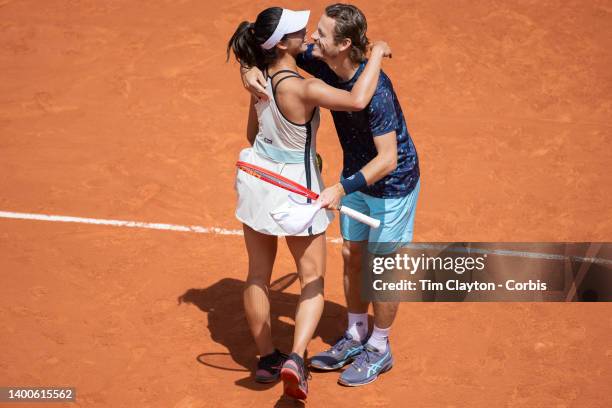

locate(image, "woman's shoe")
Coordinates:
280 352 310 400
255 349 288 383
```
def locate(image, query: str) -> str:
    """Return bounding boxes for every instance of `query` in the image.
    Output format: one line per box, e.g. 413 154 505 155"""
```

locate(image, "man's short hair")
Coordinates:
325 3 370 63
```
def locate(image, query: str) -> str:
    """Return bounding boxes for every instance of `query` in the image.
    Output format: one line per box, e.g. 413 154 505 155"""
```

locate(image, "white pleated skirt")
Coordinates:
235 147 334 236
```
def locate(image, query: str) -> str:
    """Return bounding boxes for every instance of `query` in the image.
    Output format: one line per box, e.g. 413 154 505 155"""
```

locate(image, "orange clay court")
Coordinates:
1 0 611 407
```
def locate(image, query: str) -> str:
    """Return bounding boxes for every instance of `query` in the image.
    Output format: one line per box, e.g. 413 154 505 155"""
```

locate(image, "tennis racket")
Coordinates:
236 160 380 229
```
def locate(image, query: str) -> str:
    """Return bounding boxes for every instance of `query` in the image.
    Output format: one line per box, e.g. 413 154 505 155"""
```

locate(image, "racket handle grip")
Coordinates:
339 205 381 229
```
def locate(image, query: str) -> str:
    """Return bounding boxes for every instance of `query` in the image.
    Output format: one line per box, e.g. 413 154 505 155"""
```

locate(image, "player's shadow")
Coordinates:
178 273 350 391
273 394 306 408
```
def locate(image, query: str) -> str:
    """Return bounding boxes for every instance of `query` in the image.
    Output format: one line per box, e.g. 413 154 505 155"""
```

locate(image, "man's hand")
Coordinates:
240 66 269 100
317 183 346 210
370 40 392 59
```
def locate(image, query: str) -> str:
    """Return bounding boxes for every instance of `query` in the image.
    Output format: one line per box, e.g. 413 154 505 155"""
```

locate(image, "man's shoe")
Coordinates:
310 332 365 371
338 342 393 387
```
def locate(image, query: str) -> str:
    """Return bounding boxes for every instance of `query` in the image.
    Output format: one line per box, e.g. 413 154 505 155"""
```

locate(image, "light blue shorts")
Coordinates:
340 180 420 255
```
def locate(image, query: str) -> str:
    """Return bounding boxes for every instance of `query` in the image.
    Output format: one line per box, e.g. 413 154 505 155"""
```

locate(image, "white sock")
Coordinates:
347 312 368 342
366 324 390 352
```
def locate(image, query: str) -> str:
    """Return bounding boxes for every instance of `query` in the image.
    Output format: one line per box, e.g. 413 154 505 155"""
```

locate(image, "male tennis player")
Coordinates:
241 3 420 387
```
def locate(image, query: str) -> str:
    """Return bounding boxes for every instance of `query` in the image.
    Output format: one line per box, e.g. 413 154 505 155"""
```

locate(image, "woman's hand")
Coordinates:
240 66 269 100
370 41 392 59
317 183 346 210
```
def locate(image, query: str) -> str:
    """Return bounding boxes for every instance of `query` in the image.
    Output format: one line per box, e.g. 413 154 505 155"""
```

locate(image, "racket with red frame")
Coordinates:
236 160 380 229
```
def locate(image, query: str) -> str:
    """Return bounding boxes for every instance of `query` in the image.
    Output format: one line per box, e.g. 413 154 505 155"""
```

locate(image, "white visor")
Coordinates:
261 9 310 50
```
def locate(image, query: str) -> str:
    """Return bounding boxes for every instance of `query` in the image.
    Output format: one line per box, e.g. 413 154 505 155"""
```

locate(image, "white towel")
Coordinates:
270 195 324 235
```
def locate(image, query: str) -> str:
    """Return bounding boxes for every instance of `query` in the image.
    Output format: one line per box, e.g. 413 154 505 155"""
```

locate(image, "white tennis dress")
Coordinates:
235 69 333 236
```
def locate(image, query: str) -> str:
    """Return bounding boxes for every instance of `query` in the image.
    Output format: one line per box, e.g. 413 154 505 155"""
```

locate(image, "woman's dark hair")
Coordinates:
226 7 283 69
325 3 369 63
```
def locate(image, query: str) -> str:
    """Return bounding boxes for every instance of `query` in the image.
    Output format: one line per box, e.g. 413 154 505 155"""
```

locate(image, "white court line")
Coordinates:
0 210 610 266
0 210 345 242
0 210 243 235
0 210 341 241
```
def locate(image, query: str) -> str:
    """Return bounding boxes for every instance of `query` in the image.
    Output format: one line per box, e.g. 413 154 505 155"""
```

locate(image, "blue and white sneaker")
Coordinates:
310 332 365 371
338 342 393 386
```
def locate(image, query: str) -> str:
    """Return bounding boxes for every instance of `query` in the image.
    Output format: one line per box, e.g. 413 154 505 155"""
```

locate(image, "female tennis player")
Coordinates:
227 6 391 400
